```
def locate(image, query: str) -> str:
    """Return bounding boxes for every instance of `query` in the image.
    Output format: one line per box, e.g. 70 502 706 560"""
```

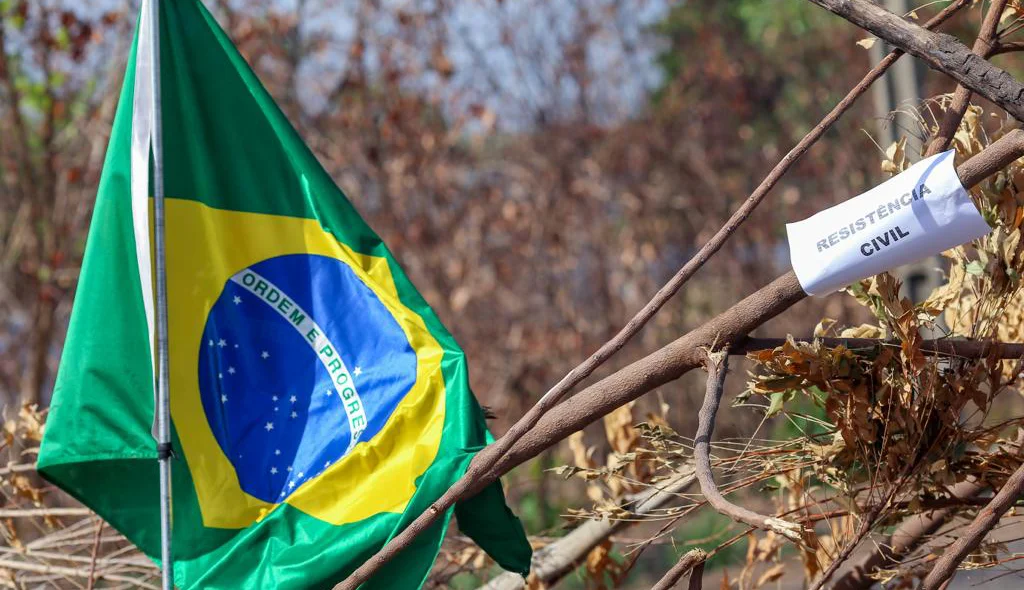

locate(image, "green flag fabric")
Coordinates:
37 1 531 588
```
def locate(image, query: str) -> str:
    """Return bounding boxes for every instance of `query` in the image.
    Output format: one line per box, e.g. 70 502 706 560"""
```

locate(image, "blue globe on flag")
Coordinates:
197 254 417 503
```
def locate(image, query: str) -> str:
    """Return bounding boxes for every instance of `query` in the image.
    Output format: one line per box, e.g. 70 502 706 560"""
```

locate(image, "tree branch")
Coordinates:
695 351 802 541
478 129 1024 519
432 134 1024 590
920 462 1024 590
810 502 887 590
924 0 1008 156
807 0 1024 122
991 40 1024 55
651 548 707 590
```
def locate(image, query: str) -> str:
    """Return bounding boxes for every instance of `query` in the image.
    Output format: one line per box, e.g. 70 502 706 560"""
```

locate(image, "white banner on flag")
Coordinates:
786 150 990 296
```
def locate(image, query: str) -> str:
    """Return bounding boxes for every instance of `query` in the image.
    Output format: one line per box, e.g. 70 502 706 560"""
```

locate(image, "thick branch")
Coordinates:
651 549 707 590
807 0 1024 122
695 351 802 541
920 463 1024 590
925 0 1008 156
454 139 1024 590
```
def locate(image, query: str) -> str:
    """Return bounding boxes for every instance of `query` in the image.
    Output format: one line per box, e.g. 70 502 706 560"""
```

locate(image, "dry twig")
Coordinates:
695 350 802 541
735 337 1024 358
650 548 707 590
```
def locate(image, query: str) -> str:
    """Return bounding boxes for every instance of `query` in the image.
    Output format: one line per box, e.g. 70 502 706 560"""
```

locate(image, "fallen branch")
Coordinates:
695 351 802 541
477 463 697 590
920 462 1024 590
650 548 707 590
807 0 1024 122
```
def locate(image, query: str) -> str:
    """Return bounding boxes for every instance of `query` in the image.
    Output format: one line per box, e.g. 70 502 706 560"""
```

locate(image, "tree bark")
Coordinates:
924 0 1008 157
807 0 1024 123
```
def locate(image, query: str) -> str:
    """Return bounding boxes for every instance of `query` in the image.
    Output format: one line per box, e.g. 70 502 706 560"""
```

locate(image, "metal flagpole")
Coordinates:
147 0 173 588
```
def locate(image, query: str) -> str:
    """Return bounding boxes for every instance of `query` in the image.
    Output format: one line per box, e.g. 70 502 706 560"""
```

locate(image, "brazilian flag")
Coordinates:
37 1 531 588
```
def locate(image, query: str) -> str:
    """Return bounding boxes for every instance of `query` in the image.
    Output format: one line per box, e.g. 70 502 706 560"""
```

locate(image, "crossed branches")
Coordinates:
340 1 1024 588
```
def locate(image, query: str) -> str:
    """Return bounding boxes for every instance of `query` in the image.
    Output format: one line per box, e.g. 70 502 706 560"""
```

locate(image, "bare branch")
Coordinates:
924 0 1008 156
810 504 886 590
807 0 1024 122
651 548 707 590
86 518 103 590
0 508 92 518
695 351 802 541
0 559 159 589
991 40 1024 55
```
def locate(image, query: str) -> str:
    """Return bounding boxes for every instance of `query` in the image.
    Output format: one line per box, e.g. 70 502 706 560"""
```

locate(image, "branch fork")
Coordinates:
695 349 804 543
